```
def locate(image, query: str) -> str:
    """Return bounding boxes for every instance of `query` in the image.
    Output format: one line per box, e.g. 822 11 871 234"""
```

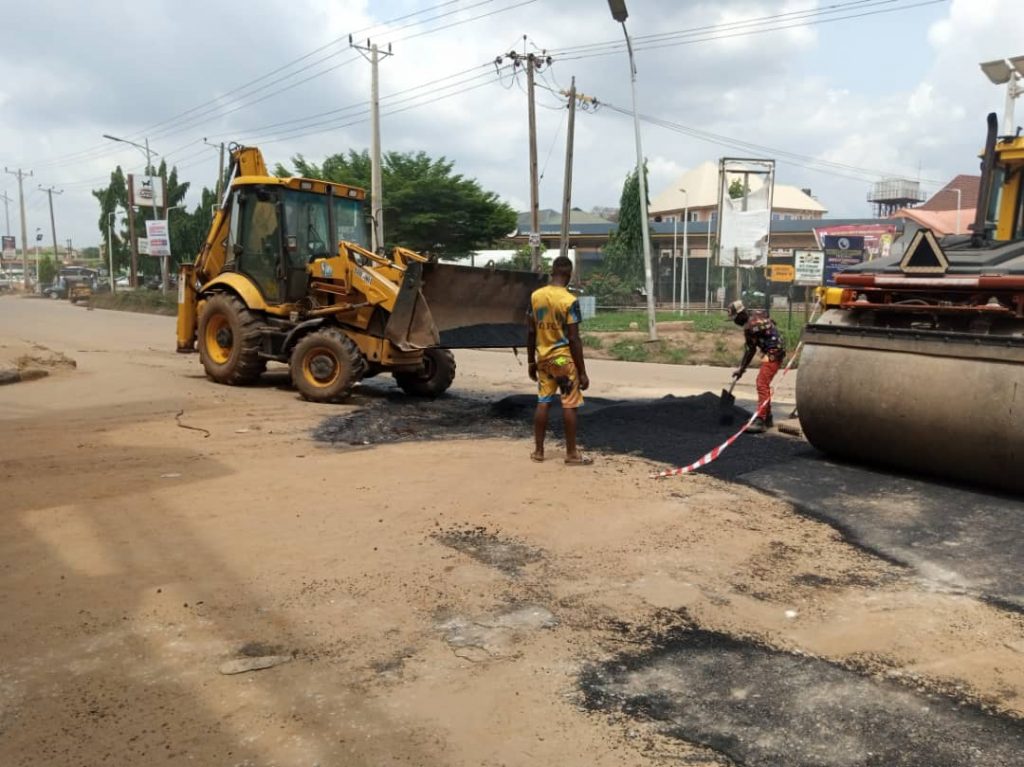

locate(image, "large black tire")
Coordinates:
394 348 456 397
197 293 266 385
289 328 365 403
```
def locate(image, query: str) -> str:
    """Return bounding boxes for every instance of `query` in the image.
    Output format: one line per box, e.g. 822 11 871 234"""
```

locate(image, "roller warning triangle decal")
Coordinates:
899 229 949 274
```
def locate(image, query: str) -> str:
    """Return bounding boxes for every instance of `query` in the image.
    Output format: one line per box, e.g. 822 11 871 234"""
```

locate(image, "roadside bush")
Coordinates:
583 272 635 307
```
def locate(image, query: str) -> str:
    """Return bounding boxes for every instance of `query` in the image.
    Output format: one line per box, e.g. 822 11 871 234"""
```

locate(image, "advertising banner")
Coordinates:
144 220 171 257
822 235 865 286
813 223 897 261
1 235 15 259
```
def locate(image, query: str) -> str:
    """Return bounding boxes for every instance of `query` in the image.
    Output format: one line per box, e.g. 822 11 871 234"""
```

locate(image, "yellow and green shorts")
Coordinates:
536 354 583 408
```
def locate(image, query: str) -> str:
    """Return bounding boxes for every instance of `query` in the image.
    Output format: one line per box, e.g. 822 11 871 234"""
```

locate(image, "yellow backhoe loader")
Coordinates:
797 114 1024 493
176 145 542 402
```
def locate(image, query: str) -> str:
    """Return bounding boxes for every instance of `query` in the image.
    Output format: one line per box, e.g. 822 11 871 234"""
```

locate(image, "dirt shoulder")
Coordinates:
1 297 1023 767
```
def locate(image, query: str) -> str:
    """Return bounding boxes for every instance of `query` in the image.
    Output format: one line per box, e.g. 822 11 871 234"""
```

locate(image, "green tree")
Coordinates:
502 244 550 271
583 271 634 306
38 255 57 286
728 179 746 199
600 164 650 289
276 149 516 258
93 160 194 280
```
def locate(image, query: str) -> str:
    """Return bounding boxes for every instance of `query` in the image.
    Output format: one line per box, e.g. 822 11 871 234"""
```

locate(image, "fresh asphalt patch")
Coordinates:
742 458 1024 610
581 625 1024 767
314 390 1024 608
314 392 1024 764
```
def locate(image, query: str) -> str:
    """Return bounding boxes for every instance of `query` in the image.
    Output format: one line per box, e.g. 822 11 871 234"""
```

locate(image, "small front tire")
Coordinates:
290 328 365 403
394 348 456 397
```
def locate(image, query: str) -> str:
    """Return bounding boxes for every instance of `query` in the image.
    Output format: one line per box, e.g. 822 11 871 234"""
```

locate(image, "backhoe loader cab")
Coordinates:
177 144 544 403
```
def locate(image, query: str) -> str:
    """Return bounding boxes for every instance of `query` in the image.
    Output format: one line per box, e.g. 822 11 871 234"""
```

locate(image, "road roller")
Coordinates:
798 113 1024 494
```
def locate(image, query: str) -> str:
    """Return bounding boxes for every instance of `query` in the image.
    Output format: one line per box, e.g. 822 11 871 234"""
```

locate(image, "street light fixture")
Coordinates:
606 0 658 341
979 56 1024 134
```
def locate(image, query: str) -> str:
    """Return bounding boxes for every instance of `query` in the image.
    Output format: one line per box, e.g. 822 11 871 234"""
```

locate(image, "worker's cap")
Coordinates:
727 300 746 318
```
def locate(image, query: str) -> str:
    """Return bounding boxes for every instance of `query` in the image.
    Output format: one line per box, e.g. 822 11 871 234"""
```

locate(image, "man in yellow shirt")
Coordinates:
527 255 592 465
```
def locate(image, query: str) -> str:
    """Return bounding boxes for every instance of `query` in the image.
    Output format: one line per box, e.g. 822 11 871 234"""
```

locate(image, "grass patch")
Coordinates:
581 334 603 350
90 290 177 316
608 339 650 362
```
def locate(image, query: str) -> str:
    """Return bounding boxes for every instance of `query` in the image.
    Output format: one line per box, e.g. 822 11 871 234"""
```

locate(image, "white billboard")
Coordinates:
716 158 775 268
128 174 165 209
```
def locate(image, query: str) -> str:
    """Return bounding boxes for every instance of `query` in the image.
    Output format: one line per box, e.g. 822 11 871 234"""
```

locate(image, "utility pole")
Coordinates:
202 138 227 203
526 53 541 272
500 46 552 272
0 190 12 236
4 167 33 290
217 142 226 201
351 37 393 252
39 185 63 267
559 77 577 263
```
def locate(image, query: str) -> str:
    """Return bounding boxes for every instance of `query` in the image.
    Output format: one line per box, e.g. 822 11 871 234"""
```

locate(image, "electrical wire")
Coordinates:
554 0 947 63
26 0 526 171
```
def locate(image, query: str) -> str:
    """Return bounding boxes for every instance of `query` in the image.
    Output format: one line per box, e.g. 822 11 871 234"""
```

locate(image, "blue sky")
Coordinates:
0 0 1021 248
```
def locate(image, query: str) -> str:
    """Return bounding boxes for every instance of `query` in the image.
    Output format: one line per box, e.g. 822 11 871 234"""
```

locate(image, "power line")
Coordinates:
553 0 947 62
26 0 524 171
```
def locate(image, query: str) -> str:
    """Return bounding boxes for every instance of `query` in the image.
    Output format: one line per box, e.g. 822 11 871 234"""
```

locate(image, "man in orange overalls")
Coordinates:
728 300 786 434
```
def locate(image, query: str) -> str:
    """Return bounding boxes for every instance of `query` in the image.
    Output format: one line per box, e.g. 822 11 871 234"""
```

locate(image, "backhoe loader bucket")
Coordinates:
384 261 441 351
420 263 547 348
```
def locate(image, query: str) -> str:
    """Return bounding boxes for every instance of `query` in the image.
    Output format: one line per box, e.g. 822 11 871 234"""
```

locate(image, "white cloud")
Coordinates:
1 0 1021 247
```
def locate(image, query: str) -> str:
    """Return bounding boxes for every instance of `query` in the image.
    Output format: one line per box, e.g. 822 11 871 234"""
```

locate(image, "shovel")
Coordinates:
719 378 739 425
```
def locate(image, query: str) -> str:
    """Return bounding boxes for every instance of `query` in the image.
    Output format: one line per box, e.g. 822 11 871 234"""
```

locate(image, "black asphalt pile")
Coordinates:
312 394 527 446
581 626 1024 767
314 392 809 481
494 392 810 480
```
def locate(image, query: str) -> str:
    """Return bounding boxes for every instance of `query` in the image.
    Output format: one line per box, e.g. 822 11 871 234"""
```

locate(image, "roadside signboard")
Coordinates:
822 236 865 286
137 237 150 256
1 236 15 259
127 174 166 209
144 220 171 257
769 264 795 283
794 250 824 286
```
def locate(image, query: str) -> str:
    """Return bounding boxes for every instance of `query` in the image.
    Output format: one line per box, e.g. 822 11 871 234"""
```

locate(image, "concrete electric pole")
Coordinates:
499 45 552 273
39 185 63 266
4 167 33 290
351 37 393 253
559 77 577 264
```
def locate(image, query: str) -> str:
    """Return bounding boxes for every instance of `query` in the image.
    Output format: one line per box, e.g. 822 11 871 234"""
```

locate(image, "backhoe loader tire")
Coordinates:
394 348 456 398
197 294 266 385
290 328 364 403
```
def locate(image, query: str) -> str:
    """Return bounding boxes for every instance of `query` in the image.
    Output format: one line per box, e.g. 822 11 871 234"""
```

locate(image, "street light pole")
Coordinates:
679 188 689 315
608 0 657 341
107 212 117 294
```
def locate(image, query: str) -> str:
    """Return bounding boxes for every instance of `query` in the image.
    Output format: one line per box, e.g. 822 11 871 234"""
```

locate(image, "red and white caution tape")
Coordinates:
651 299 821 480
